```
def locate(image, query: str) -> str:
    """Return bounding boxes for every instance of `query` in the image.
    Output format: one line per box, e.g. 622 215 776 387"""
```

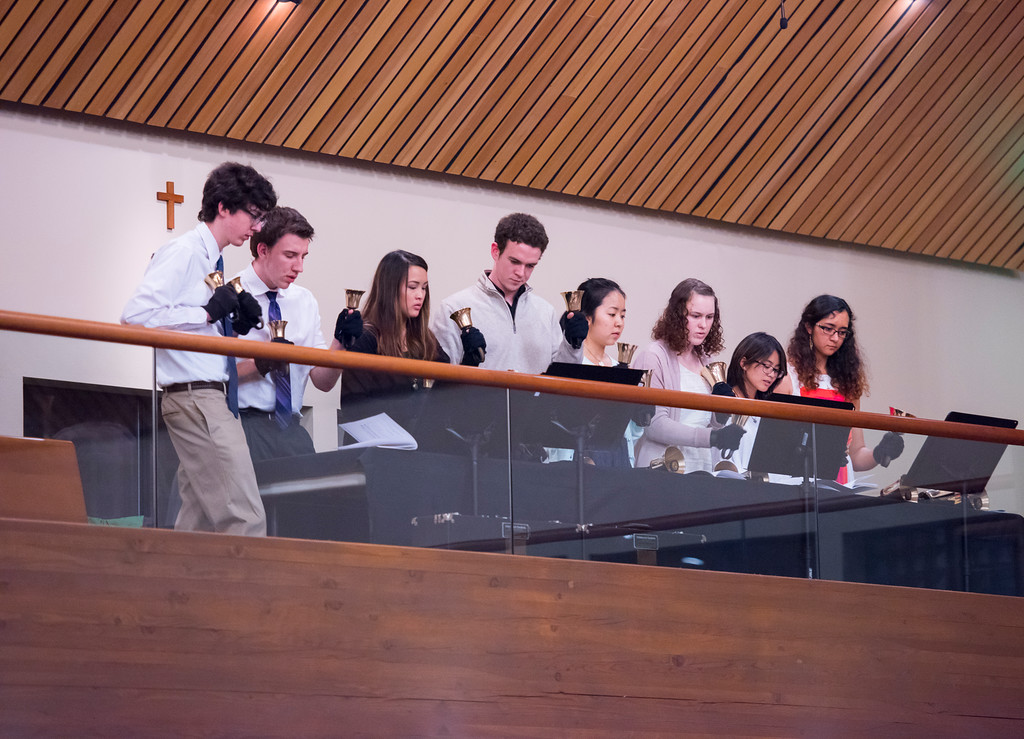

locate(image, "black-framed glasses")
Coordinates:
816 323 851 340
752 359 783 378
244 207 265 224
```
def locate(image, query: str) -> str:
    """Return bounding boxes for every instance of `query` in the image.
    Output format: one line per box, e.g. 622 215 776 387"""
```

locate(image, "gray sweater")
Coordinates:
433 271 583 374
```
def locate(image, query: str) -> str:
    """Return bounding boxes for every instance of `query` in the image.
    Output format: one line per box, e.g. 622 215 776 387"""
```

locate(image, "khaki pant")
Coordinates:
161 387 266 536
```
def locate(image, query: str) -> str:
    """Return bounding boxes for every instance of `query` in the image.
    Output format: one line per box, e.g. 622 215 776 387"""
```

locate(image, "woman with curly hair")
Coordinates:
633 278 745 473
776 294 902 479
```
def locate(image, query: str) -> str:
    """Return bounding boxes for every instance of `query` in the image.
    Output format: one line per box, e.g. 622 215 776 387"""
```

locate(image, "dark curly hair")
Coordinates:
786 294 867 401
494 213 549 254
198 162 277 223
249 207 314 258
726 332 787 399
651 278 724 356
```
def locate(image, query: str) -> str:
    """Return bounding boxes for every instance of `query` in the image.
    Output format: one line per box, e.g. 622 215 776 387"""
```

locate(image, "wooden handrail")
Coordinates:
2 309 1022 446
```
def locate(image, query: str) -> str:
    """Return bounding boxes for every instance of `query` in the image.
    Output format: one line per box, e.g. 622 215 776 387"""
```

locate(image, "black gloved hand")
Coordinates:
559 311 589 350
872 431 905 467
710 423 746 452
631 404 655 428
204 284 239 324
231 291 263 335
459 326 486 367
334 309 363 348
254 337 292 376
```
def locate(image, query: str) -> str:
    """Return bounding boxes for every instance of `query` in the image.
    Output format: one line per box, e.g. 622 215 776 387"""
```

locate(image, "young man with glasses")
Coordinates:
122 162 277 536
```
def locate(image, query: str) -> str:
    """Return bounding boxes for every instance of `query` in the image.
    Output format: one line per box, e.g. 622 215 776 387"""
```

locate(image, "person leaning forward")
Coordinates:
122 162 277 536
432 212 587 374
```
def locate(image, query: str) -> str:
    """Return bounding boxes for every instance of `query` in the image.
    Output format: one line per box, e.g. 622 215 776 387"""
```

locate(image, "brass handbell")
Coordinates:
268 320 288 340
450 307 485 363
345 289 365 311
650 446 684 473
561 290 583 313
616 342 637 366
204 271 225 290
639 369 653 388
700 361 727 387
227 276 244 294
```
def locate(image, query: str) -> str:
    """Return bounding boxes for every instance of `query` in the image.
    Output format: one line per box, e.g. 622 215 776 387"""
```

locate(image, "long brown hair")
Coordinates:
786 294 867 401
651 278 724 356
361 250 439 361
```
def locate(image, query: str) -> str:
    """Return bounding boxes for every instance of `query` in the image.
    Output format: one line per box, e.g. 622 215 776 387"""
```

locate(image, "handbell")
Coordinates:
268 320 288 340
450 307 485 363
345 289 365 311
700 361 727 387
450 307 474 331
227 276 244 294
639 369 653 388
561 290 583 313
616 342 637 366
204 271 225 290
650 446 685 474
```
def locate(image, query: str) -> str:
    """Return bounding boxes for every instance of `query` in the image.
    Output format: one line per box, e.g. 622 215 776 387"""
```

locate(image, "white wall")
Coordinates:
1 104 1022 504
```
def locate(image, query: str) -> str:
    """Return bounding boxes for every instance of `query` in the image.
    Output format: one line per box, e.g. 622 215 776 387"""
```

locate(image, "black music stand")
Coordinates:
746 393 854 579
521 363 647 537
901 411 1018 497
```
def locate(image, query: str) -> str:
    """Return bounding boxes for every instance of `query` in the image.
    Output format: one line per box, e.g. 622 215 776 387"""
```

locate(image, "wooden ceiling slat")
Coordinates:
86 0 186 117
689 0 888 220
280 1 406 151
326 0 453 157
364 0 496 163
242 2 366 144
454 1 603 179
197 3 300 136
21 0 116 106
403 1 542 170
742 1 933 232
111 1 207 121
144 0 254 128
1 0 1023 271
566 2 724 200
164 2 270 131
643 0 815 214
845 6 1024 256
64 0 172 114
708 0 915 228
797 0 984 243
591 2 755 204
532 0 684 192
506 0 667 187
3 0 86 101
0 0 64 94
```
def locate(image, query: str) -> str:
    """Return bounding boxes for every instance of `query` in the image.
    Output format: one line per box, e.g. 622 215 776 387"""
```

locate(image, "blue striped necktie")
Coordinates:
266 291 292 429
216 255 239 416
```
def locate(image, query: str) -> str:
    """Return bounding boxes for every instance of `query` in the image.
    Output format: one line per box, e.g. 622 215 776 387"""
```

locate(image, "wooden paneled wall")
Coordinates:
1 517 1022 736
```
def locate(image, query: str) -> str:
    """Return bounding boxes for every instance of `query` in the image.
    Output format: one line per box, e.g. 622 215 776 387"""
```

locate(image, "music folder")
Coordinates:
746 393 854 480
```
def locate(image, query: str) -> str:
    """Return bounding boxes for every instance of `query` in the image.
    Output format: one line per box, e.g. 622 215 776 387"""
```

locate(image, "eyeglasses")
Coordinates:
752 359 783 378
816 323 852 340
244 207 265 224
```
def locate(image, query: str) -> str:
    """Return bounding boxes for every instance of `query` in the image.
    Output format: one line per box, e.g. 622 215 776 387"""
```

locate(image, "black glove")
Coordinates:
204 284 239 324
231 291 263 335
711 382 735 424
559 311 589 350
459 326 486 367
254 337 292 377
334 309 363 348
710 423 746 452
872 431 905 467
631 404 655 428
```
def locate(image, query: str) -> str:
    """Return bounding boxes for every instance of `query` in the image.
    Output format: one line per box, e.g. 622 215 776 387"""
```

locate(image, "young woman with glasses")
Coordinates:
776 294 903 480
710 332 787 473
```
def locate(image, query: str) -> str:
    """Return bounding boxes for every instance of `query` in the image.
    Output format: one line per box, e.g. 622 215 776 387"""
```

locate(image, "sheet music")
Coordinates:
338 412 418 451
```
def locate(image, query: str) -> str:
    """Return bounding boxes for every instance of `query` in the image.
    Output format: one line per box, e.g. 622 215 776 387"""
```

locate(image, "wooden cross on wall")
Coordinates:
157 181 184 230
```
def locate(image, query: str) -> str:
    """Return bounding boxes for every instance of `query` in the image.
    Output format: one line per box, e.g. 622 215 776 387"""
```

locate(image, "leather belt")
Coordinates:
162 381 226 394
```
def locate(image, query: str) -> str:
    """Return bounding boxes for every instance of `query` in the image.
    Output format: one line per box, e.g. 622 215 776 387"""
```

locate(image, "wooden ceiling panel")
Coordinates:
2 0 1022 269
